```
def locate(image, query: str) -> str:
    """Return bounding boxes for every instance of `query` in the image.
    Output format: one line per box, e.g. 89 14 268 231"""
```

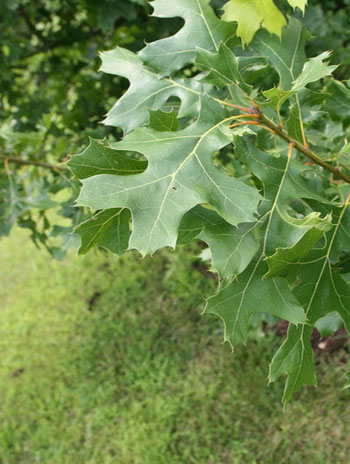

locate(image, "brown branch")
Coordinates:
257 111 350 185
1 155 67 171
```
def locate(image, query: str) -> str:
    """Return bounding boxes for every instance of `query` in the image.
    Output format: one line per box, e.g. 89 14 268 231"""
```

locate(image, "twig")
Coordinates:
257 111 350 185
0 155 67 171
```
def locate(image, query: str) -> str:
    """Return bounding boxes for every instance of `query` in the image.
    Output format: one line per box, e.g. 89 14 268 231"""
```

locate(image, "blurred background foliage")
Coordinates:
306 0 350 79
1 0 350 256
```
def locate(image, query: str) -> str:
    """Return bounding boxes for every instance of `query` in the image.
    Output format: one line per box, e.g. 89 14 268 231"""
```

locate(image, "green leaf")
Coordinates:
99 47 200 132
252 18 311 147
68 138 147 179
76 100 262 256
178 206 258 277
203 136 333 347
195 43 251 92
177 205 219 244
268 200 350 404
287 0 308 13
269 324 316 406
292 51 338 91
75 208 130 255
205 261 307 346
262 87 296 113
140 0 235 75
315 312 343 338
234 137 333 253
332 208 350 260
252 18 309 90
221 0 286 46
265 216 333 278
305 201 350 264
324 79 350 120
198 221 258 278
148 109 179 132
286 104 304 143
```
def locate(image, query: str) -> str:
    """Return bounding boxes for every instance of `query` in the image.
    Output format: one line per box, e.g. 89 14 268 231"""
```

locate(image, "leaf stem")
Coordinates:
296 95 309 149
229 121 255 128
211 98 251 113
229 120 276 135
287 142 295 159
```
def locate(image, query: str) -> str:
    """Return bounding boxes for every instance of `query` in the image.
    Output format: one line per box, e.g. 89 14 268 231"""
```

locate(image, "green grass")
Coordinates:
1 229 350 464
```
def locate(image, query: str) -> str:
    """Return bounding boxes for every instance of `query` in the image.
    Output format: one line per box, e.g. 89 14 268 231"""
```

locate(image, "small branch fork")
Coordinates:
258 110 350 184
220 99 350 185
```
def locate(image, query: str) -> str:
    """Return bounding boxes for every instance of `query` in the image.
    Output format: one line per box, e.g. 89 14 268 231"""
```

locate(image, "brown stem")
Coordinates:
212 98 251 113
230 121 259 128
229 120 276 135
257 111 350 185
1 155 67 171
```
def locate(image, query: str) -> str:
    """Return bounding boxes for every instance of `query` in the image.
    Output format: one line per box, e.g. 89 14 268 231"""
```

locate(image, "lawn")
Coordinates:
0 228 350 464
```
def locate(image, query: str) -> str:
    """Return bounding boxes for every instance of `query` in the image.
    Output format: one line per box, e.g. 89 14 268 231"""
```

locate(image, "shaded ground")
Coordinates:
0 229 350 464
